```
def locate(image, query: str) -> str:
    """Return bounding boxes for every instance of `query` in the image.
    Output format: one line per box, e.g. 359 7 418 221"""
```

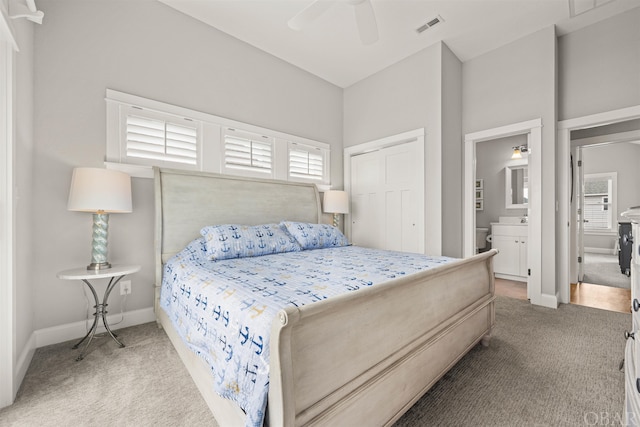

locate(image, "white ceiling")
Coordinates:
158 0 640 88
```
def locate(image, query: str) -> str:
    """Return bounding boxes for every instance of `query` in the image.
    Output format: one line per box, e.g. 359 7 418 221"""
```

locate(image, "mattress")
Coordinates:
160 238 454 427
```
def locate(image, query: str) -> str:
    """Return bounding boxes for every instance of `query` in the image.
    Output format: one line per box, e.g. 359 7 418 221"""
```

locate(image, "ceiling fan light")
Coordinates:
288 0 336 31
353 0 379 44
289 0 378 45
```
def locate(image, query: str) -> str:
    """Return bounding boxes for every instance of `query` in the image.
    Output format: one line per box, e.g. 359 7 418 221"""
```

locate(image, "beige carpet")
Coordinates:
0 296 630 426
0 322 217 426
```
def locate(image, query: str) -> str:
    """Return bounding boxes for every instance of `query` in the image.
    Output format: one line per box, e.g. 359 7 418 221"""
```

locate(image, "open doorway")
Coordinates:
564 118 640 312
558 106 640 305
574 141 640 290
475 134 529 298
464 118 545 306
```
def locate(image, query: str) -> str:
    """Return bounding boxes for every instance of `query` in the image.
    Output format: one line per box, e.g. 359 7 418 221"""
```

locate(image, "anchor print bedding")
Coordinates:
160 237 455 427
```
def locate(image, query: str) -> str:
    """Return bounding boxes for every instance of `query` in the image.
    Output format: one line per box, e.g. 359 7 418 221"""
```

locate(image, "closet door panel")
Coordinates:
351 151 382 249
350 139 424 253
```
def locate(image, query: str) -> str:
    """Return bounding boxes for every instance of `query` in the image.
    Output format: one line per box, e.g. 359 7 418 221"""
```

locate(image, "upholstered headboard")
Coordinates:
153 168 322 309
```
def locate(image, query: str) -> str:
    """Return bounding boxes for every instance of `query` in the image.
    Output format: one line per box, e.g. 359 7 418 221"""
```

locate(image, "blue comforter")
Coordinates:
160 238 454 426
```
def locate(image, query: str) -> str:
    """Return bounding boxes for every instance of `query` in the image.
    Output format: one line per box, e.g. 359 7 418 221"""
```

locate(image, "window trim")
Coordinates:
120 105 202 170
105 89 331 186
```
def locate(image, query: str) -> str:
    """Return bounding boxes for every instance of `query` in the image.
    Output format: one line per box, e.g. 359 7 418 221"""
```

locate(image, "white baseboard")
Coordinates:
585 247 616 255
532 292 559 309
495 273 527 283
34 307 156 349
15 333 36 397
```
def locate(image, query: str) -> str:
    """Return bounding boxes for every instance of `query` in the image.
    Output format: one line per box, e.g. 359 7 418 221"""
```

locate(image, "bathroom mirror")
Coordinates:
505 162 528 209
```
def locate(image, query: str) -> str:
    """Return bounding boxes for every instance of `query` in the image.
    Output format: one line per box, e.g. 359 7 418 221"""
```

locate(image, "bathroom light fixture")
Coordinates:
511 145 530 159
323 190 349 228
67 167 133 270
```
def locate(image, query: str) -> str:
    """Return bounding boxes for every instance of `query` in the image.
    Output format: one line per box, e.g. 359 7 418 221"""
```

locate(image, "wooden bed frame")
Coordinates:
154 167 497 426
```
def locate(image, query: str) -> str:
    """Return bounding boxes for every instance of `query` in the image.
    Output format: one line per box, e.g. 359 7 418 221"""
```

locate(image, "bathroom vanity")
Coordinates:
491 218 528 282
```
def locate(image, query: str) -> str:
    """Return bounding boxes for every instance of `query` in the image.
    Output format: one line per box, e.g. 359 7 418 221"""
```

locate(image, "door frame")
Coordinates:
558 105 640 303
0 10 16 408
343 128 429 252
464 118 544 306
576 146 584 283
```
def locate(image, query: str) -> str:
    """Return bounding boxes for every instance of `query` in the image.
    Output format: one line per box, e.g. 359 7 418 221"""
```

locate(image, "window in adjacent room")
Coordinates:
583 172 617 233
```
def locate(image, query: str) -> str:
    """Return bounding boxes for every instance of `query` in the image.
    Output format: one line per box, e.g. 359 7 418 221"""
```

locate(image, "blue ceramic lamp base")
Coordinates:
87 212 111 270
332 213 340 228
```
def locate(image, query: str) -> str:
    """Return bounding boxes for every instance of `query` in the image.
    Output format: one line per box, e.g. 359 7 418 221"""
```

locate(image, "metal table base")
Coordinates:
72 275 126 361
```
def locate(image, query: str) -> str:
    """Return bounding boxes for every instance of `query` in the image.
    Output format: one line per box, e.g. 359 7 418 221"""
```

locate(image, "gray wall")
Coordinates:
582 142 640 252
463 26 557 297
475 134 528 230
558 7 640 281
343 44 441 148
572 119 640 140
441 44 463 257
33 0 343 330
558 7 640 121
20 0 640 336
343 42 463 257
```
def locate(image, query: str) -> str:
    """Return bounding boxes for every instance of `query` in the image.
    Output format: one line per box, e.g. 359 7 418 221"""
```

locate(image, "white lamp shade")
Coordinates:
323 190 349 214
67 167 133 213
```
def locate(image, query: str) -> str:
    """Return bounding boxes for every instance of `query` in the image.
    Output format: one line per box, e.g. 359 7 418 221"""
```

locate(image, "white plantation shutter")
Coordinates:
223 129 273 175
124 110 199 167
289 146 323 180
106 91 330 182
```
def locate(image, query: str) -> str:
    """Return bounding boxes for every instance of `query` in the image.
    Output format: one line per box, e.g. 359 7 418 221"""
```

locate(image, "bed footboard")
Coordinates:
268 249 496 426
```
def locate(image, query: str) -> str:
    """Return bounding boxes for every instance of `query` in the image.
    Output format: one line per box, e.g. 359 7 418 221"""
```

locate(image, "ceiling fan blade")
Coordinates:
353 0 378 45
288 0 336 31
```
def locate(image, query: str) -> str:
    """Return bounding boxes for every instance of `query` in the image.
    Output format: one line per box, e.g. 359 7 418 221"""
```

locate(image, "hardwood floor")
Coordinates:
494 278 631 314
495 278 527 300
570 282 630 314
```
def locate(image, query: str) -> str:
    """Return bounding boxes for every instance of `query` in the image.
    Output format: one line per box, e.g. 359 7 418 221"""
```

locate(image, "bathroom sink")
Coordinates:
498 216 528 224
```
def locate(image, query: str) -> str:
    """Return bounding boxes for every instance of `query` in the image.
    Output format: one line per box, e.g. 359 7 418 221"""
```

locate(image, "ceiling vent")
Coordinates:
416 15 444 34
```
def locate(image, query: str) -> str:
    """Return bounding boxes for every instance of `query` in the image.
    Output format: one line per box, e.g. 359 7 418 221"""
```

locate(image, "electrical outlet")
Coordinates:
120 280 132 295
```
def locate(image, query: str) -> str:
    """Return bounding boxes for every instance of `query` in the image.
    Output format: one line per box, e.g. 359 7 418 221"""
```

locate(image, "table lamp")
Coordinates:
67 167 132 270
323 190 349 228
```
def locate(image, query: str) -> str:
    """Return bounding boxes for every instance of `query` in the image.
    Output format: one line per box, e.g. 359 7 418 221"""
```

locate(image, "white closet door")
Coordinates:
351 150 383 249
350 139 424 253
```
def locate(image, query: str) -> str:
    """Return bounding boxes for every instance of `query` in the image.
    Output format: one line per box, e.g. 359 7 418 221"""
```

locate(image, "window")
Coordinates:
106 89 330 187
223 128 273 177
125 110 199 167
288 142 327 182
108 98 204 172
583 173 617 233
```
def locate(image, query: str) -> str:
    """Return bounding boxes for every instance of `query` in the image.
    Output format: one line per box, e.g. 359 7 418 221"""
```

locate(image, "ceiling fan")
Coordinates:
288 0 379 45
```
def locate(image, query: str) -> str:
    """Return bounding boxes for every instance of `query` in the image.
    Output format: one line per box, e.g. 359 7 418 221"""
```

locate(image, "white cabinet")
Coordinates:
491 223 528 282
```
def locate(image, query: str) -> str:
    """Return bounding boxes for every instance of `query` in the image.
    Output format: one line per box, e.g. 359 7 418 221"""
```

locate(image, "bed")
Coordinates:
154 167 497 426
